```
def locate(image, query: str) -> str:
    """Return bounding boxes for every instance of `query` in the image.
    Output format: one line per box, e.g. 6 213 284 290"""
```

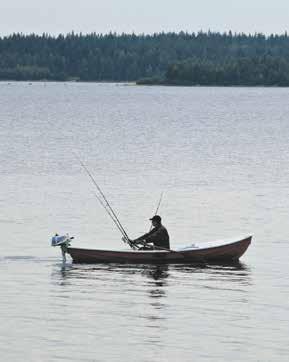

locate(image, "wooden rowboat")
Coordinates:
67 235 252 264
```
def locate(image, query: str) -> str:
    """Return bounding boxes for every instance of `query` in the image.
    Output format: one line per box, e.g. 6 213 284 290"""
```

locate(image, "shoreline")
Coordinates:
1 80 289 88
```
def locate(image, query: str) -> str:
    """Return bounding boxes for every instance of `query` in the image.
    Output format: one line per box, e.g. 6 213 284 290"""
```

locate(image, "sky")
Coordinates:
1 0 289 36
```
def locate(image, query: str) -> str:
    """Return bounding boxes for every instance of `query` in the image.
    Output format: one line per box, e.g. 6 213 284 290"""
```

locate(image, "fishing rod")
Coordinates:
93 191 125 237
75 154 133 247
149 191 164 232
77 156 129 240
154 191 163 215
92 191 138 249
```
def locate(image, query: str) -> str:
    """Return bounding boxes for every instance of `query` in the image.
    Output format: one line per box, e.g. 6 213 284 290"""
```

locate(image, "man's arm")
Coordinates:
145 228 164 243
133 228 157 243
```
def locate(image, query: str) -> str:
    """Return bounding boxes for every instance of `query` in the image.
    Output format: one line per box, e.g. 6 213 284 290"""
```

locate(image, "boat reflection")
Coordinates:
50 260 252 350
142 264 169 282
52 260 251 285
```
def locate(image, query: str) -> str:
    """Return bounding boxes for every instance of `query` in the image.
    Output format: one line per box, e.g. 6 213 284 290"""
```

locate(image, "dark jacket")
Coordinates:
137 224 170 250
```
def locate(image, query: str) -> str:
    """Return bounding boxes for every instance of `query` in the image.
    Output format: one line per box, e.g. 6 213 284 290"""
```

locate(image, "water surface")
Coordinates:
0 82 288 361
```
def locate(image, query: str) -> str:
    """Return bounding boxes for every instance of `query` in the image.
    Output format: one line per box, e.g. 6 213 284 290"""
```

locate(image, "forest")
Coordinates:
1 31 289 85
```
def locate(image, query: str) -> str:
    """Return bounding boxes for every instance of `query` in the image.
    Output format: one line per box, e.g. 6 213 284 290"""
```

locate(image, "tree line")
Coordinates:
1 31 289 85
138 55 289 86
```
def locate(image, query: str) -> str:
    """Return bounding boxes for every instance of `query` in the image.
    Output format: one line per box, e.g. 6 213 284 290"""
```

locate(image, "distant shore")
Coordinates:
136 79 289 87
1 79 289 87
1 32 289 85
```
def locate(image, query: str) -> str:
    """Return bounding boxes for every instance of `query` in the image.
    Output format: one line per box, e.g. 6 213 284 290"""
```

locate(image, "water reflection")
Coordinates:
142 264 169 282
49 261 252 354
51 261 252 305
51 261 251 286
143 266 169 311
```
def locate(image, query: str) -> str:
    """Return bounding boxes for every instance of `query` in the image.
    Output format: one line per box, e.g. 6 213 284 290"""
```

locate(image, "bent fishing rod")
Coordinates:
75 154 135 248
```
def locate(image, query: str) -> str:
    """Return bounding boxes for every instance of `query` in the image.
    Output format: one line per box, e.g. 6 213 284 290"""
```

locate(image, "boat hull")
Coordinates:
67 236 252 264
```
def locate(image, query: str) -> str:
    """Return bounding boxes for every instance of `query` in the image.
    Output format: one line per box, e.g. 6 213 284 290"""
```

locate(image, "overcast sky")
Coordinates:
1 0 288 36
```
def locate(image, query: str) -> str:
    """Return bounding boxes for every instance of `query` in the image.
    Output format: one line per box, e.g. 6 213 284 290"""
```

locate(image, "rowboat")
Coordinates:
66 235 252 264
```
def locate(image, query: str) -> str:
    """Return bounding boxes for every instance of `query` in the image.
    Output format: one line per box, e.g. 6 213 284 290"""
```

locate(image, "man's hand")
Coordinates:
136 239 146 246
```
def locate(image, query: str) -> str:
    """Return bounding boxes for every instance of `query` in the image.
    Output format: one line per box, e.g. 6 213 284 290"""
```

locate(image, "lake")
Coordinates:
0 82 288 361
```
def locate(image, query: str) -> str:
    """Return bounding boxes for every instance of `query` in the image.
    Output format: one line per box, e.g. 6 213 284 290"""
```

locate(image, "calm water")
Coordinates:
0 82 289 361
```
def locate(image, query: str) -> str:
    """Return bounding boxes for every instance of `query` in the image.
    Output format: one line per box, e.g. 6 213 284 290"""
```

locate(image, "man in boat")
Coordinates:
132 215 170 250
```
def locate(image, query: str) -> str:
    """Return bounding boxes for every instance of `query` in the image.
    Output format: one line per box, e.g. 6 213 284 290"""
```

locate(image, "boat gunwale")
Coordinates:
67 235 252 256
